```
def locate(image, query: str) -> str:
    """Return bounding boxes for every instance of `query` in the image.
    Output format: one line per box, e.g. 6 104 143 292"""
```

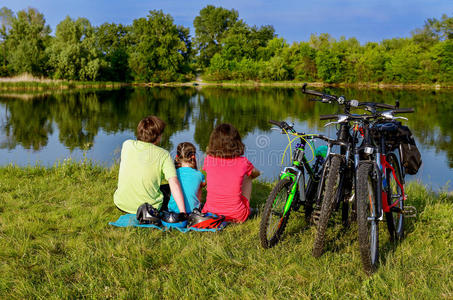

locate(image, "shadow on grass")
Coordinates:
320 197 424 269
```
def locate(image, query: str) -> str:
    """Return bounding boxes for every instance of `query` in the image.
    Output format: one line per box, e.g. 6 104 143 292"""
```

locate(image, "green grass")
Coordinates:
0 162 452 298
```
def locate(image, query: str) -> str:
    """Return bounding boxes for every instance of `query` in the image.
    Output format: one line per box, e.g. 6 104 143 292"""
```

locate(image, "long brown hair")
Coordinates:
174 142 198 169
206 123 245 158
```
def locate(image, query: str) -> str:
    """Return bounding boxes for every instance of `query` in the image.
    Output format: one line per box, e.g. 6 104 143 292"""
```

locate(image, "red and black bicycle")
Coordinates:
356 107 420 274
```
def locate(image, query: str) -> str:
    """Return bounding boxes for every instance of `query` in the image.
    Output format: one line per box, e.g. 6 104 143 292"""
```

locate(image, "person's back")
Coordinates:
114 139 175 213
113 115 187 214
167 142 205 213
201 123 260 223
168 167 205 213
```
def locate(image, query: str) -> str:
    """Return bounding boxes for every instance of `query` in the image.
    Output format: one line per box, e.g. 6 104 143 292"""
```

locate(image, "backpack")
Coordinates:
371 121 422 175
398 126 422 175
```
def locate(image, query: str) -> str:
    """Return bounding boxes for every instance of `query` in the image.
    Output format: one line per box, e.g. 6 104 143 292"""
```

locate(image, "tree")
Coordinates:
193 5 238 68
412 14 453 47
95 22 131 81
6 7 50 76
128 10 191 82
0 7 13 75
47 16 104 80
287 42 317 81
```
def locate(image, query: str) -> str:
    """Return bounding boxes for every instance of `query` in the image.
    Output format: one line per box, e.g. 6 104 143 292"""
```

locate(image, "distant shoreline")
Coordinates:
146 81 452 90
1 77 452 91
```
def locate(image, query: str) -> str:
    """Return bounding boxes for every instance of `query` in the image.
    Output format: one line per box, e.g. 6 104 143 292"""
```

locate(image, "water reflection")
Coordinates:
0 87 452 188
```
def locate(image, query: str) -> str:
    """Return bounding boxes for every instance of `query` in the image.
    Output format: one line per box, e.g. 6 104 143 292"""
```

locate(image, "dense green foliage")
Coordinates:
0 5 452 84
0 163 452 297
0 8 192 82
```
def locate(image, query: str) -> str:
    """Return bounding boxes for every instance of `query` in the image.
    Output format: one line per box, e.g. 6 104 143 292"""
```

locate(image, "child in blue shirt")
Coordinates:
168 142 206 213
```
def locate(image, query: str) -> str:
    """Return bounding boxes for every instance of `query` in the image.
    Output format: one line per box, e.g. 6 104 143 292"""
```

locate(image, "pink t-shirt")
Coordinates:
202 155 255 223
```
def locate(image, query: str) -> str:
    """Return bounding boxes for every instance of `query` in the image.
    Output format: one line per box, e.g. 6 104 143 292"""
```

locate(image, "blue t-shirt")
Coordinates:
168 167 205 213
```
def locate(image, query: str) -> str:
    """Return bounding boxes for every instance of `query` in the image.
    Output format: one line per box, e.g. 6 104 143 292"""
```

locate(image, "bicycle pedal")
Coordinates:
292 201 302 212
403 206 417 218
311 209 321 226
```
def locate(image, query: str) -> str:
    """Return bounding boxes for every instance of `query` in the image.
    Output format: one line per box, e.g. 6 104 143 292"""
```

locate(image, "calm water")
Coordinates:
1 87 452 190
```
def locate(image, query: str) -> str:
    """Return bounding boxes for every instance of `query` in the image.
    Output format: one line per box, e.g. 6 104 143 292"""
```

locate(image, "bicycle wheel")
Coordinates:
260 178 293 248
302 176 318 223
357 162 379 274
312 155 342 257
385 152 404 241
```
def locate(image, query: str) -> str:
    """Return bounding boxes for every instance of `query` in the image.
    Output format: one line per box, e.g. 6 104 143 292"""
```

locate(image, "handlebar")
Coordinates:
269 120 283 127
302 84 412 115
269 120 296 133
358 102 396 109
393 108 414 114
319 114 339 120
302 83 337 102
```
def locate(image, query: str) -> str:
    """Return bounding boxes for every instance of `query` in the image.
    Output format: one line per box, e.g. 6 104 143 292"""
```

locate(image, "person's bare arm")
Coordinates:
197 186 203 201
168 176 186 213
250 168 261 179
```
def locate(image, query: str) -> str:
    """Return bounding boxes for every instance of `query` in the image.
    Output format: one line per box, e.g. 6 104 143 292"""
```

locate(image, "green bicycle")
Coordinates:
259 120 334 248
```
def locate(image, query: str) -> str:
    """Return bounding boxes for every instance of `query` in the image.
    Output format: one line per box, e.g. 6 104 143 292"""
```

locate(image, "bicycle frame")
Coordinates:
365 130 407 220
279 141 324 217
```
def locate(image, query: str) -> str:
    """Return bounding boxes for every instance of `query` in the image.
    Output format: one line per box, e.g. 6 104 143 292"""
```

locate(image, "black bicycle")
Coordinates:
259 120 335 248
302 84 400 258
355 107 418 274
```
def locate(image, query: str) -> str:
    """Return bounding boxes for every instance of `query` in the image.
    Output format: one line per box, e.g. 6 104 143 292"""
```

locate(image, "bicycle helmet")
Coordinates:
161 211 188 228
136 203 161 226
188 208 226 229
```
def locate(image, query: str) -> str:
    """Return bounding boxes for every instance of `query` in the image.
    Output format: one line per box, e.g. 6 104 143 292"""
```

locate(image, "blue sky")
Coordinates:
2 0 452 43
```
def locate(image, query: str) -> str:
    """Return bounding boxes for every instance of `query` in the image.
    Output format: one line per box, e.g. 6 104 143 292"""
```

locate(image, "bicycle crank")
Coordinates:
402 206 417 218
311 209 321 226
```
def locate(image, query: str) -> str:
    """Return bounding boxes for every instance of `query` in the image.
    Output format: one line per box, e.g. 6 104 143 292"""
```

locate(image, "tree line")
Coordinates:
0 5 452 83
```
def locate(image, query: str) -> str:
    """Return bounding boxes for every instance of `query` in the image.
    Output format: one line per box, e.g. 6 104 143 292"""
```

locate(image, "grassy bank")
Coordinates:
150 80 453 90
0 74 128 90
1 73 452 91
0 162 452 298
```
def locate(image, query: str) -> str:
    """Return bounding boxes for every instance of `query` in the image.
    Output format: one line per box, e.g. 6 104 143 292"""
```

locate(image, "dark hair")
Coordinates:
136 116 166 143
206 123 245 158
174 142 198 169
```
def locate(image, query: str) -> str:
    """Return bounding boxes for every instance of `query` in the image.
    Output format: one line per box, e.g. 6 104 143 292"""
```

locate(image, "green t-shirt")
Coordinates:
114 140 177 213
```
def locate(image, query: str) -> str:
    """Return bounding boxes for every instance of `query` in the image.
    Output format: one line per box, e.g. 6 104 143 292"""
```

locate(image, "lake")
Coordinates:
1 86 452 190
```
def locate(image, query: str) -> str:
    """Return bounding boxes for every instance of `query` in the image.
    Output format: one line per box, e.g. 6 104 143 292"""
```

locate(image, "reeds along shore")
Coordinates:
0 74 451 91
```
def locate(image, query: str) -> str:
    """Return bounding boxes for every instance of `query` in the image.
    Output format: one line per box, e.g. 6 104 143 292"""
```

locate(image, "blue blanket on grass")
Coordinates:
109 214 227 232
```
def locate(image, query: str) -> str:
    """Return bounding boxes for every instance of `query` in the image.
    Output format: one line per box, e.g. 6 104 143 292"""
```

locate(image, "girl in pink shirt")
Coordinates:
202 123 260 223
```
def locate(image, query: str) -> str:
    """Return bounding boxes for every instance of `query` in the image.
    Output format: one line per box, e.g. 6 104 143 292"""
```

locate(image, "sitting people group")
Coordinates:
113 115 260 224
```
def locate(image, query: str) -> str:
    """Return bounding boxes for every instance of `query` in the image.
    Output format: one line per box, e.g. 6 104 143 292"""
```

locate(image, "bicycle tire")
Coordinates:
357 162 379 274
385 152 404 241
260 178 293 249
303 176 318 223
312 155 342 257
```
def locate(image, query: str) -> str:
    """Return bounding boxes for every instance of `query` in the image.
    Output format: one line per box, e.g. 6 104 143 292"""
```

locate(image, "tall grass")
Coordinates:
0 73 126 90
0 162 452 298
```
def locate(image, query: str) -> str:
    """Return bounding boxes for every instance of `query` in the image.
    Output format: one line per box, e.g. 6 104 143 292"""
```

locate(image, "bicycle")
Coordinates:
355 107 417 274
302 85 398 257
259 120 334 249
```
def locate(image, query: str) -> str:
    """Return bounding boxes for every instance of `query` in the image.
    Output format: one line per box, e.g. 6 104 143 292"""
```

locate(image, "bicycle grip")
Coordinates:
319 114 338 120
269 120 282 127
375 103 396 109
303 89 325 97
394 108 414 114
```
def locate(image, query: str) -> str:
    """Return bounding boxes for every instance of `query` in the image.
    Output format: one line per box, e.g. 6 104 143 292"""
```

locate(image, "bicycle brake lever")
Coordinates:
324 121 339 127
393 116 408 121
